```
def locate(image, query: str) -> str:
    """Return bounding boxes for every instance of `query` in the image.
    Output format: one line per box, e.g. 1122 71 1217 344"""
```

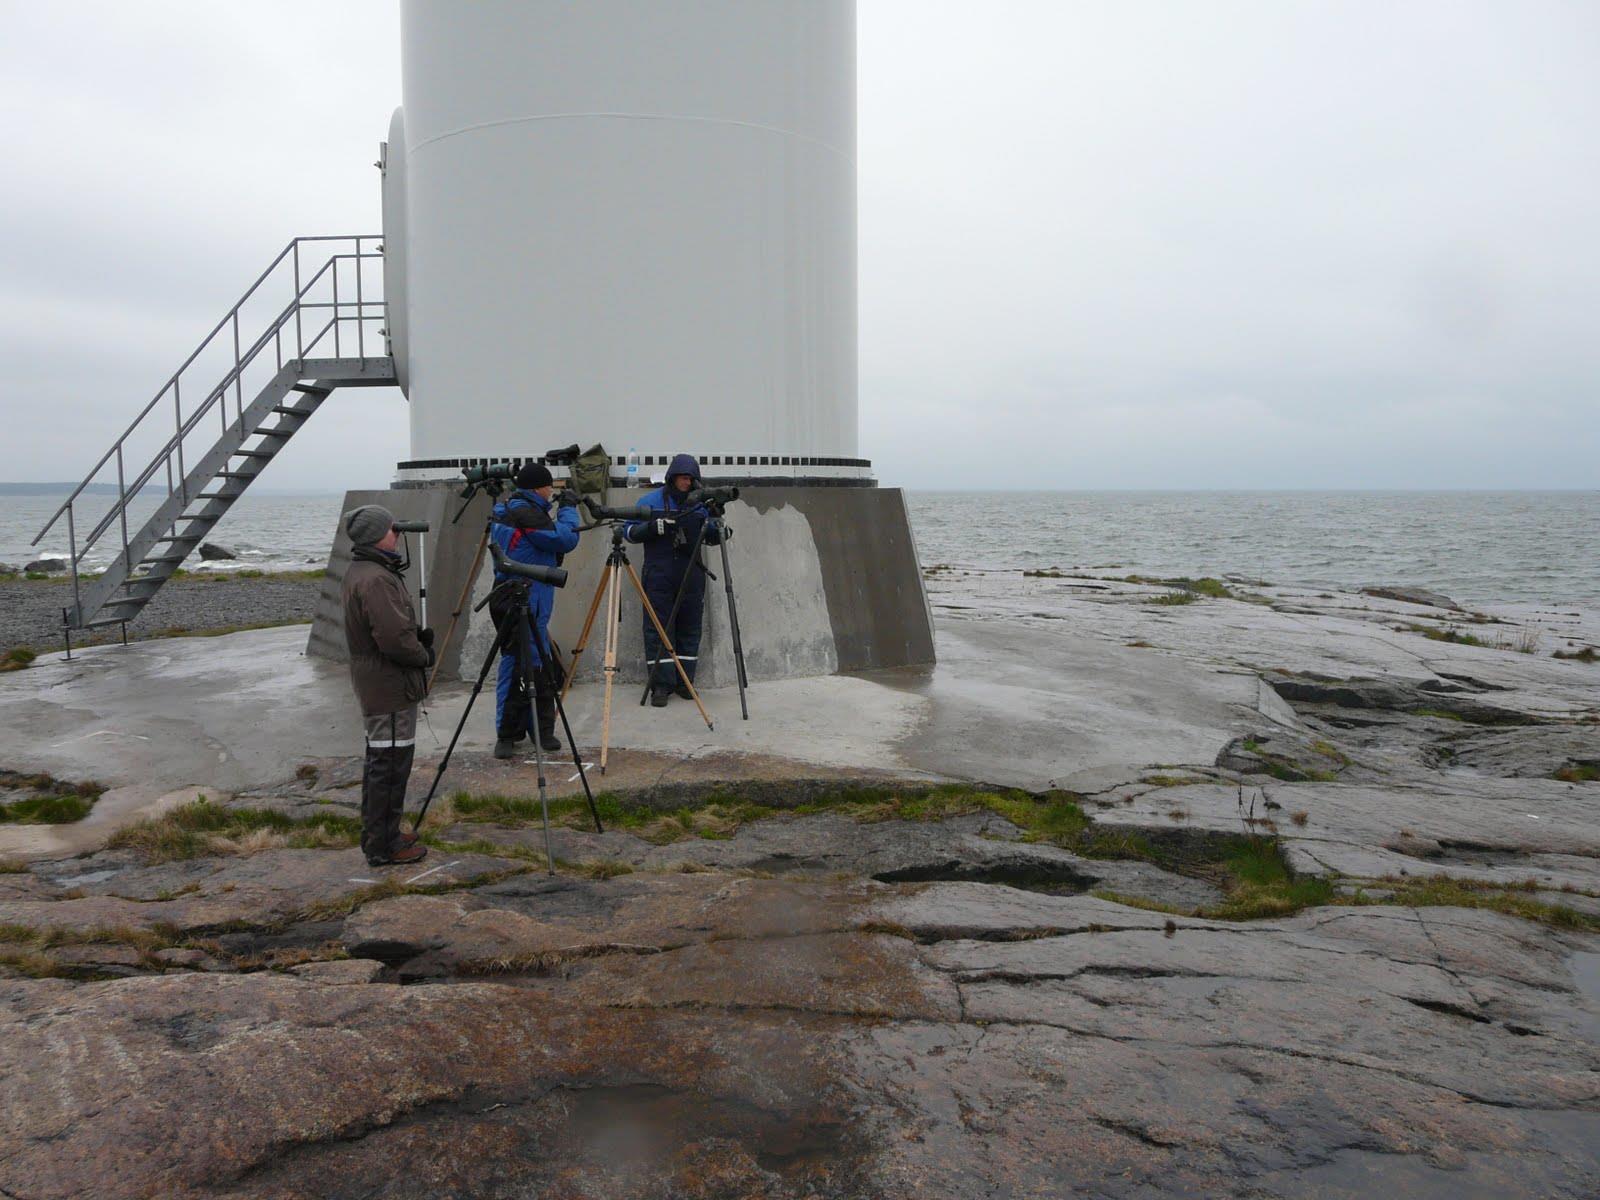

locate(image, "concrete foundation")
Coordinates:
308 485 936 686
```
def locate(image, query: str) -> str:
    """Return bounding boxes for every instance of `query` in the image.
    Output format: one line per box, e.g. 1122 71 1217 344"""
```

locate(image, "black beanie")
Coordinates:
516 462 553 490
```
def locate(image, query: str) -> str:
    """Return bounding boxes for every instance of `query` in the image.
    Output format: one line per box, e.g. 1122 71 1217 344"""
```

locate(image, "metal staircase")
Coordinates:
30 235 396 650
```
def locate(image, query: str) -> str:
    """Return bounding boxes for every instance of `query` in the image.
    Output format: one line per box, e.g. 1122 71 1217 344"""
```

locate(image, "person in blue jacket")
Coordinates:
624 453 727 706
489 462 581 758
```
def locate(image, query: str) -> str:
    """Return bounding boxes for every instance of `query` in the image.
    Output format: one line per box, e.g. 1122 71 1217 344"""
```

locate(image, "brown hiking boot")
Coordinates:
395 829 420 849
367 842 427 868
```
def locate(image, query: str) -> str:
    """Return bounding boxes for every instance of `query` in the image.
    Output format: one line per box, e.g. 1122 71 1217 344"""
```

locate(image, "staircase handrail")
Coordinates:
31 235 381 551
78 253 375 553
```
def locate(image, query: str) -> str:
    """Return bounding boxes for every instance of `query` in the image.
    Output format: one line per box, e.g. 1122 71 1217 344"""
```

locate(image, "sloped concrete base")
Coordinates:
308 485 936 686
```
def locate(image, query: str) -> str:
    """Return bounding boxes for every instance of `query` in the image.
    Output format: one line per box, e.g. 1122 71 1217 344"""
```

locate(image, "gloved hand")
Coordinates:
640 517 676 540
418 627 435 648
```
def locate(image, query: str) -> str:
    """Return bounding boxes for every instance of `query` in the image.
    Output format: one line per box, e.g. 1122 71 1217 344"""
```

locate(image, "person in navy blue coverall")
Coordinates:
624 453 726 706
490 462 581 757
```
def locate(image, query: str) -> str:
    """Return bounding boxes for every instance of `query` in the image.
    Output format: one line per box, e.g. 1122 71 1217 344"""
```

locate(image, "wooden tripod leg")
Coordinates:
426 525 489 693
600 563 622 772
624 562 713 731
561 567 611 701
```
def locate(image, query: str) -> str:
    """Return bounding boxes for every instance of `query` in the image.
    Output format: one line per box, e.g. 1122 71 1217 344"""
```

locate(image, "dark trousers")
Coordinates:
496 650 557 741
642 565 705 691
361 707 417 861
490 590 558 741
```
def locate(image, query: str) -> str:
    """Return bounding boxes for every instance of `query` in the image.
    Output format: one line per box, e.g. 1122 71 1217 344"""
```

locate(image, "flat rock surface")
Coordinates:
1 862 1596 1198
2 575 1598 1195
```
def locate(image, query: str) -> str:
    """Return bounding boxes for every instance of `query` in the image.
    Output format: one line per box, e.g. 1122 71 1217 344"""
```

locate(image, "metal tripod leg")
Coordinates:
599 559 623 772
716 530 749 720
512 607 555 874
623 560 714 730
411 594 512 832
427 522 489 693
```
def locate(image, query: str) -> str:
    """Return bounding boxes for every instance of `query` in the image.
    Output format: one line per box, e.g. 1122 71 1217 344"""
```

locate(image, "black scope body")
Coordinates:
684 485 740 510
462 463 515 486
579 496 650 522
489 542 568 588
391 520 430 533
543 443 581 466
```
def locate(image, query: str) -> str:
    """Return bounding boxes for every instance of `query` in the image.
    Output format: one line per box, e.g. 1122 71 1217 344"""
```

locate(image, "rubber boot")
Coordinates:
535 693 561 753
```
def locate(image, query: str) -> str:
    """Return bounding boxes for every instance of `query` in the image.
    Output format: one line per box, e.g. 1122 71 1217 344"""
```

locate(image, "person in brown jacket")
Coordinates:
341 504 434 866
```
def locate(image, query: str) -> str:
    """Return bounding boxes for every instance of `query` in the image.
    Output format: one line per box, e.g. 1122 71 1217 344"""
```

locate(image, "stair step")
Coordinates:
83 618 132 630
271 405 313 416
155 531 203 542
291 384 332 396
101 597 145 610
232 450 275 459
193 492 239 501
252 428 291 439
145 554 189 564
215 472 257 480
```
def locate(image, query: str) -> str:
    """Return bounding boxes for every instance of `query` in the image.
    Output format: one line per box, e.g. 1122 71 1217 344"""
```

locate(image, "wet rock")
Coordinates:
22 558 66 573
198 542 237 561
150 948 211 968
0 974 876 1200
4 879 1597 1198
289 959 385 984
1265 671 1537 726
1362 585 1462 610
0 849 524 937
1430 726 1600 778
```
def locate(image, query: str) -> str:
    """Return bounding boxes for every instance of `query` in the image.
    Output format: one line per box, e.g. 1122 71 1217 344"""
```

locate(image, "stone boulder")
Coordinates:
1362 585 1461 610
198 542 237 561
22 558 66 573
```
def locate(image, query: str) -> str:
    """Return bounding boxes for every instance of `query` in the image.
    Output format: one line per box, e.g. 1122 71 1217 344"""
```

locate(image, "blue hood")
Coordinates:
665 453 701 486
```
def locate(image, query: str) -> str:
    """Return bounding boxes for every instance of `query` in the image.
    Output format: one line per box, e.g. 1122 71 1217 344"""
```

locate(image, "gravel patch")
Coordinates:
0 576 322 654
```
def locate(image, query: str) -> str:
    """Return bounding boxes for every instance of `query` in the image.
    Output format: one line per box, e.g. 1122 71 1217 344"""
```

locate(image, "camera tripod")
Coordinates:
563 525 713 772
412 574 603 873
637 504 749 720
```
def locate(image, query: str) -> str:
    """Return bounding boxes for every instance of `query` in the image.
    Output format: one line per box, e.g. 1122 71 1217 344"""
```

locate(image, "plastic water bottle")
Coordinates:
627 447 639 489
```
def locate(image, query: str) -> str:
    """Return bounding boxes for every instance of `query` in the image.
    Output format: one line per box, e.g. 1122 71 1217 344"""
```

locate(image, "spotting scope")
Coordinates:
577 496 651 522
392 520 430 534
489 542 568 588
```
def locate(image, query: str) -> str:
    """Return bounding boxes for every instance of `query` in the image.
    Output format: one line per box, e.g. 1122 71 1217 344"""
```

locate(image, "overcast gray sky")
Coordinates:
3 0 1596 491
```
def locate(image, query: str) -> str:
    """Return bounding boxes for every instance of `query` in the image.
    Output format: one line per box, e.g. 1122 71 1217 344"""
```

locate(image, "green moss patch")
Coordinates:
0 771 105 824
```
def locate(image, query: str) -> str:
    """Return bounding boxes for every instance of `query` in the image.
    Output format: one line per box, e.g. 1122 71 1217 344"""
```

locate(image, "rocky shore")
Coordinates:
0 568 1596 1197
0 571 321 655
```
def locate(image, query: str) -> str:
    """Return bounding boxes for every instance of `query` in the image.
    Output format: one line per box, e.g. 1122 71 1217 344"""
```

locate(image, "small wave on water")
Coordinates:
4 487 1595 608
907 490 1600 609
2 491 345 574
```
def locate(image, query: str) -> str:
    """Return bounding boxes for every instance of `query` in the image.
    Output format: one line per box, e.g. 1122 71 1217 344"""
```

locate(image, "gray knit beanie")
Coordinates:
344 504 394 547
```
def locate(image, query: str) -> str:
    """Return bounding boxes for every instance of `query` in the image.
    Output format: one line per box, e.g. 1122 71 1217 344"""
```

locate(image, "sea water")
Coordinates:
3 488 1595 609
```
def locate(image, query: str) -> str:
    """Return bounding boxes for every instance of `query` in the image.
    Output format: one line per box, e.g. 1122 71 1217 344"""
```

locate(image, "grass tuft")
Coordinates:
1553 764 1599 784
0 647 37 672
106 798 360 863
1552 646 1598 663
1344 876 1599 932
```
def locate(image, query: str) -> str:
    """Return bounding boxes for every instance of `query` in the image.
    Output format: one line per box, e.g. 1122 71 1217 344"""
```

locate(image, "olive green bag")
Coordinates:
570 444 610 495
